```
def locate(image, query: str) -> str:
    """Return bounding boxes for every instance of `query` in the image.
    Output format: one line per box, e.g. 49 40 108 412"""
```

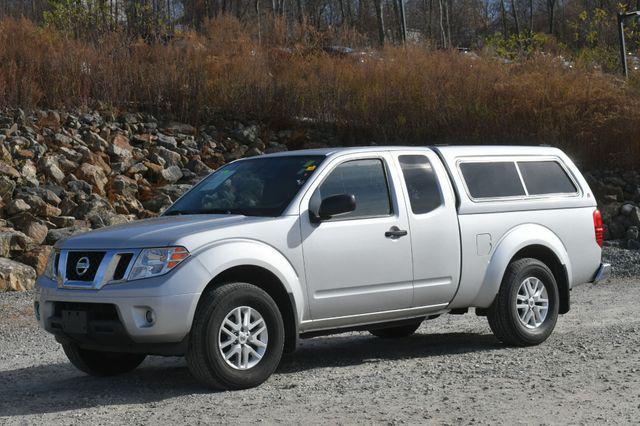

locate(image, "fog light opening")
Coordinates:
145 309 155 325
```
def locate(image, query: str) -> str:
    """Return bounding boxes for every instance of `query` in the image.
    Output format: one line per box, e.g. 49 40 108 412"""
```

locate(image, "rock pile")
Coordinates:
0 108 637 291
585 170 640 249
0 108 319 290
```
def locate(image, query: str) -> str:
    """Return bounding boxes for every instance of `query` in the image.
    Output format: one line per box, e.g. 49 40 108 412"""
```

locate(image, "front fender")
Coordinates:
472 224 572 308
192 238 305 322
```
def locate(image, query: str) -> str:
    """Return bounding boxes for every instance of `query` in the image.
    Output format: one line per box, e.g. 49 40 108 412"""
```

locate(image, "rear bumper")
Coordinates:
592 262 611 283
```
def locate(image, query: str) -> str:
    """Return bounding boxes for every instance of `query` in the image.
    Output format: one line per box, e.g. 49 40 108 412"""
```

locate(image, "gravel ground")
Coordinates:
1 248 639 424
603 243 640 278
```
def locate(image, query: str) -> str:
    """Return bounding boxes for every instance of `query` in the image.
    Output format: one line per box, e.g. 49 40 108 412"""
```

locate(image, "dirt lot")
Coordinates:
1 276 639 424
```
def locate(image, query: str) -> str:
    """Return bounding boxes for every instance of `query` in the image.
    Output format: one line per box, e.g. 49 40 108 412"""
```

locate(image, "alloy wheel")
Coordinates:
515 277 549 329
218 306 269 370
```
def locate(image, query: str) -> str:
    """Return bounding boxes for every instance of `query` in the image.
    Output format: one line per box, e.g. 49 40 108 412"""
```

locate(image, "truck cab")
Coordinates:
35 146 609 390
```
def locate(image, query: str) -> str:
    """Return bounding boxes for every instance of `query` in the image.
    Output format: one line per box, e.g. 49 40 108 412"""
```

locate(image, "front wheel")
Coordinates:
62 342 146 376
186 283 285 390
487 258 560 346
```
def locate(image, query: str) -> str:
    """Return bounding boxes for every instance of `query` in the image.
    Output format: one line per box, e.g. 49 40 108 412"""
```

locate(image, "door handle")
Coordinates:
385 226 408 238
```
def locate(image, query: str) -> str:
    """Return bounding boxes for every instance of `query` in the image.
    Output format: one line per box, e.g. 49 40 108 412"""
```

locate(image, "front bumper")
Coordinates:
592 262 611 284
34 257 211 347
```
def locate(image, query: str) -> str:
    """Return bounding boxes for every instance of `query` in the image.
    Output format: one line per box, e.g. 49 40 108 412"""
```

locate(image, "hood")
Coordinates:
57 215 270 250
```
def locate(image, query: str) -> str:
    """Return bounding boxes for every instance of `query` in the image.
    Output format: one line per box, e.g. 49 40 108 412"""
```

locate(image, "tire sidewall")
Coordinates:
203 285 284 388
507 262 559 343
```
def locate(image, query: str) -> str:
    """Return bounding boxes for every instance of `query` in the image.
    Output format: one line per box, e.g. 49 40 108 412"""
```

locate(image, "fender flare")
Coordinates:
192 238 305 322
472 223 573 308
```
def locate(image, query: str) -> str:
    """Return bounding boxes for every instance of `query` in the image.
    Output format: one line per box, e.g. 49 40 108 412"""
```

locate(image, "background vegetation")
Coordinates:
0 1 639 167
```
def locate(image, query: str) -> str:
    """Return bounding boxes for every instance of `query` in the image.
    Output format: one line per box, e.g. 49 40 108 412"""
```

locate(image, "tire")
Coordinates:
487 258 560 347
186 282 285 390
369 321 421 338
61 342 146 377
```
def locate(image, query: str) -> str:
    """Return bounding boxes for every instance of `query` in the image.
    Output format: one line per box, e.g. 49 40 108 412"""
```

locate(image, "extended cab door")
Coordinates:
299 152 414 320
392 151 461 307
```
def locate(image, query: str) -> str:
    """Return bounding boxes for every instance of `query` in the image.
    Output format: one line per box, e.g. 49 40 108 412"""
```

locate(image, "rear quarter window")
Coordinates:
398 155 443 214
517 161 577 195
459 161 526 199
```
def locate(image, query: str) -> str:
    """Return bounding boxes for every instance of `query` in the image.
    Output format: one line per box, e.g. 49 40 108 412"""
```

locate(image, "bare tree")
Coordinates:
499 0 508 39
438 0 446 47
398 0 407 43
546 0 556 34
510 0 520 37
529 0 533 33
374 0 385 46
423 0 433 39
296 0 304 25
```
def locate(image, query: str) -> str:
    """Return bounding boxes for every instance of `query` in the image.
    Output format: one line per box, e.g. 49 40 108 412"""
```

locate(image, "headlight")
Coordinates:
43 250 58 280
128 247 189 281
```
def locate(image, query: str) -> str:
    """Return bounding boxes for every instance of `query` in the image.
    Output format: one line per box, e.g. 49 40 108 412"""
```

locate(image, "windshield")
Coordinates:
164 155 325 217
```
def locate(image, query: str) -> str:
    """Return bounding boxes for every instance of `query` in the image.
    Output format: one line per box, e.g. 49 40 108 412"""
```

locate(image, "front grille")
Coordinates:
65 251 105 281
113 253 133 281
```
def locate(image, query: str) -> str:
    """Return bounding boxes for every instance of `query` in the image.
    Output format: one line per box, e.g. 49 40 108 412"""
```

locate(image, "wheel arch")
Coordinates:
192 239 304 353
509 245 570 314
473 224 572 313
202 265 298 353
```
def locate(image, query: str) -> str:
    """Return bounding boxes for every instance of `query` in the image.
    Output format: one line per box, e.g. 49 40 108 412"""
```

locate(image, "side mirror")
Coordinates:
311 194 356 223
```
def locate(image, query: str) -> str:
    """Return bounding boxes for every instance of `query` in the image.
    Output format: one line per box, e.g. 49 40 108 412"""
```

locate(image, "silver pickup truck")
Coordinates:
35 146 610 389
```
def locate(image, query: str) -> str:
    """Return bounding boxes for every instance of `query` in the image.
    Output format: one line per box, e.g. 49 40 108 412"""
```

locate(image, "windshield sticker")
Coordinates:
298 160 318 175
296 160 320 185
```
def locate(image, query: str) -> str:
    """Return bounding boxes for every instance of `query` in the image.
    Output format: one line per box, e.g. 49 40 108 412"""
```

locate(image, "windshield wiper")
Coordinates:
201 208 252 216
163 209 194 216
165 208 268 217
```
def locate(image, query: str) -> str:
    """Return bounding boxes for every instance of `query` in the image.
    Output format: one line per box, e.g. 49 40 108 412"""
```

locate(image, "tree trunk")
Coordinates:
546 0 555 34
255 0 261 43
510 0 520 37
438 0 446 48
398 0 407 43
445 0 451 47
296 0 304 25
374 0 385 46
499 0 508 39
392 0 401 43
428 0 433 39
358 0 366 31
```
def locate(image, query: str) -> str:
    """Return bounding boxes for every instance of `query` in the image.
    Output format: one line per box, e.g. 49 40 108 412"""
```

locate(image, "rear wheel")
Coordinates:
186 282 284 390
369 321 421 338
62 342 146 376
487 258 559 346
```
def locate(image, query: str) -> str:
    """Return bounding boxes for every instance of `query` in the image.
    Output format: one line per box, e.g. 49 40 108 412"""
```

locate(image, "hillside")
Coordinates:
0 18 639 169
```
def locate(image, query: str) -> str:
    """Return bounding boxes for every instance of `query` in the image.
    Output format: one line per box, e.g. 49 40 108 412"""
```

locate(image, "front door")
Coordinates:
300 155 414 320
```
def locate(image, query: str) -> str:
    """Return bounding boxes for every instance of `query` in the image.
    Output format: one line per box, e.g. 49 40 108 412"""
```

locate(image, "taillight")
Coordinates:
593 209 604 247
